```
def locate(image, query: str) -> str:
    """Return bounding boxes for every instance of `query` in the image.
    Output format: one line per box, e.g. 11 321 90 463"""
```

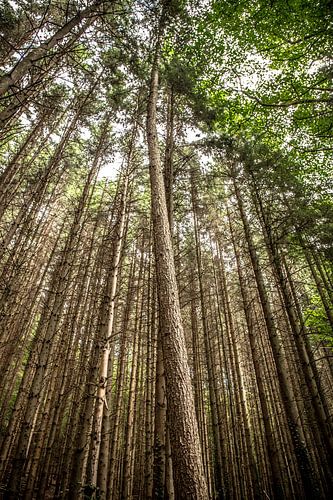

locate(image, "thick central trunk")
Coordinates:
146 22 208 500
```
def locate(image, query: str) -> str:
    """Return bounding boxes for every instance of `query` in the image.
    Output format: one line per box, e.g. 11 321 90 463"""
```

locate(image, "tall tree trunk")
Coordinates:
227 201 284 499
146 8 208 498
87 169 129 492
232 172 320 498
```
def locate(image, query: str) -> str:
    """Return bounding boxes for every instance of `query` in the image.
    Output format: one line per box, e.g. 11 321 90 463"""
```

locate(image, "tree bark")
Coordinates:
146 8 208 499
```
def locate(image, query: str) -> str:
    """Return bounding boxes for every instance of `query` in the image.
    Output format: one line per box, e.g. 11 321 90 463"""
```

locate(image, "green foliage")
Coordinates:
162 0 187 21
305 293 333 346
167 0 333 168
0 0 17 33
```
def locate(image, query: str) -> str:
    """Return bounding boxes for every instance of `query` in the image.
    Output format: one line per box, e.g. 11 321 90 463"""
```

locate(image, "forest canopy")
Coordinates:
0 1 332 499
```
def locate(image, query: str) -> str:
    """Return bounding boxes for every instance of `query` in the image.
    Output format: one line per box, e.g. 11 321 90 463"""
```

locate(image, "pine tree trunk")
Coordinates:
232 173 320 498
146 10 208 498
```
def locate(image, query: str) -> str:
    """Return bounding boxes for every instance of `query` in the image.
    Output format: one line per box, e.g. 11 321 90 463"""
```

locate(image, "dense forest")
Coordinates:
0 0 332 498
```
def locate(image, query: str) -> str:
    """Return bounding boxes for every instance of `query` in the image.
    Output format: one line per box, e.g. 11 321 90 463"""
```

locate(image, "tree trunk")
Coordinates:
146 9 208 499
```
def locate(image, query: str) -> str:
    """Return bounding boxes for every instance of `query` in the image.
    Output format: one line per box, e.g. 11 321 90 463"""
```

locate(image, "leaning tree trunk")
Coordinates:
0 0 107 98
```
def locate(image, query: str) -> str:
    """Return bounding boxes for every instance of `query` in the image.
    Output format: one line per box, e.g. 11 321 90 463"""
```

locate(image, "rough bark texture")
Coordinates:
146 13 208 500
